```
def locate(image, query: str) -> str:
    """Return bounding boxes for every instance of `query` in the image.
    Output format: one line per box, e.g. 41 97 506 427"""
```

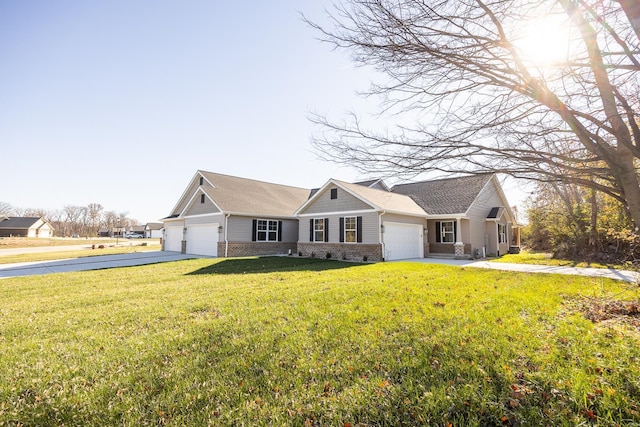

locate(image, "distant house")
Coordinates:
145 222 163 238
98 228 111 237
129 225 146 237
0 217 54 238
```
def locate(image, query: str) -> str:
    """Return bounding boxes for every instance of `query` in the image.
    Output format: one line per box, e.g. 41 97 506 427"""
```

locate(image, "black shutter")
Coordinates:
453 221 457 242
324 218 329 242
252 219 257 241
278 221 283 242
339 217 344 243
357 216 363 243
435 221 441 243
310 219 314 242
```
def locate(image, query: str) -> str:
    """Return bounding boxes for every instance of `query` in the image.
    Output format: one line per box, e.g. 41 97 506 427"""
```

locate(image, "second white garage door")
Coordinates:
384 222 424 261
186 224 218 256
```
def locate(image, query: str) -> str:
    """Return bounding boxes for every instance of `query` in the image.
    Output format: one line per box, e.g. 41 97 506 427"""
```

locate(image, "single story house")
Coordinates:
162 170 520 261
162 171 310 257
145 222 164 238
0 216 54 238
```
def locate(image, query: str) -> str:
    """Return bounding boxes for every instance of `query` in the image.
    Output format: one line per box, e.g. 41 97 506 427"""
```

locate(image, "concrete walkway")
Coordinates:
0 251 198 279
403 257 640 283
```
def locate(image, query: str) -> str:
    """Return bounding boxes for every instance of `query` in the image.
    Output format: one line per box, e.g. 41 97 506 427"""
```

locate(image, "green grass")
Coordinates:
0 245 159 265
1 257 639 426
493 251 629 270
0 237 121 249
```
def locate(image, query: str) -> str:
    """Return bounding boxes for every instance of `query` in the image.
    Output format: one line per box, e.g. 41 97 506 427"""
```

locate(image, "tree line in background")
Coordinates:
524 182 638 264
0 201 140 238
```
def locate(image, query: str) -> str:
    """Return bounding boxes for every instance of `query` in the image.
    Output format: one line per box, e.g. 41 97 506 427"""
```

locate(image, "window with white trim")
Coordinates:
344 216 357 243
256 219 279 242
314 218 325 242
439 221 455 243
498 223 507 244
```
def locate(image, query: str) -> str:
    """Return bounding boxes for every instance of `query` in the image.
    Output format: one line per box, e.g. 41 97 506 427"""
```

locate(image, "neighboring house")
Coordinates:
391 174 519 258
0 217 54 238
98 228 111 237
296 179 427 262
145 222 164 238
162 171 311 257
163 170 520 261
129 225 146 237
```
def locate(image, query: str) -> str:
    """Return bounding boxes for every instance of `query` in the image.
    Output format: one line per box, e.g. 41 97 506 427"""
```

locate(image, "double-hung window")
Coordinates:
314 218 325 242
442 221 455 242
344 216 357 243
498 224 507 244
256 219 279 242
436 221 455 243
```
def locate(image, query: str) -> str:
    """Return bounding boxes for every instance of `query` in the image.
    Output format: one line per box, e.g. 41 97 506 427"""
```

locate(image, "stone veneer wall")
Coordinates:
219 242 298 257
429 243 472 255
297 243 383 262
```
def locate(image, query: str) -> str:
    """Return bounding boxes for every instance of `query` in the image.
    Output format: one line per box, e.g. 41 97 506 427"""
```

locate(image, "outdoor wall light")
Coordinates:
218 225 223 233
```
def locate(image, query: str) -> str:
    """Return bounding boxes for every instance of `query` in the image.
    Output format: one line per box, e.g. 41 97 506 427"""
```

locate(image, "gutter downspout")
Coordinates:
379 211 386 261
224 213 231 257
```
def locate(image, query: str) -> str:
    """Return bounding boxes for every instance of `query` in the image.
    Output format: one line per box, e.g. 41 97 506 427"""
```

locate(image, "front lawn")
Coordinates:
1 257 638 426
493 250 630 270
0 244 159 265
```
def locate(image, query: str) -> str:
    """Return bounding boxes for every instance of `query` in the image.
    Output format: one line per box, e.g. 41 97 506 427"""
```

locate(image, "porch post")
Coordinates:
454 217 465 258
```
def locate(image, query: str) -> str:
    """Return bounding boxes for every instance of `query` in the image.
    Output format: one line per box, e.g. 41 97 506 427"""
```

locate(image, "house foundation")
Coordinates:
297 243 383 262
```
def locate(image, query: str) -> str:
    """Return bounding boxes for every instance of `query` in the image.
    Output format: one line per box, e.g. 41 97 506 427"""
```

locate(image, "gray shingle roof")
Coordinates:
334 180 426 216
391 174 493 215
199 171 312 216
0 217 41 229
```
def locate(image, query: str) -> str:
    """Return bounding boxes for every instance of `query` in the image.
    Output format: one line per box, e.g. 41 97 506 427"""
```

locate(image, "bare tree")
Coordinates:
63 205 86 237
87 203 103 237
306 0 640 225
0 202 12 217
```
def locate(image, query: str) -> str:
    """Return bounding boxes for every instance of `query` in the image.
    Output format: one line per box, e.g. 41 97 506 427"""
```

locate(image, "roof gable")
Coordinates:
391 174 494 215
173 171 312 218
296 179 426 217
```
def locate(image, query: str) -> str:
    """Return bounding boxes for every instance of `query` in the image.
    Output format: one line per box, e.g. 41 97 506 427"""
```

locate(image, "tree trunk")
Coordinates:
616 145 640 227
589 188 597 247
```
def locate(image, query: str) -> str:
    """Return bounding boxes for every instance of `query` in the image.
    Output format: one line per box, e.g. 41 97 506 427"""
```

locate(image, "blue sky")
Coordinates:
0 1 526 223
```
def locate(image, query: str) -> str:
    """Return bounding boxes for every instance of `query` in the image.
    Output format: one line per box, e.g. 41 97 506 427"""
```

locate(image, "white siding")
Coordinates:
185 213 225 227
183 192 220 216
300 187 372 215
226 216 299 243
298 212 379 244
466 178 506 254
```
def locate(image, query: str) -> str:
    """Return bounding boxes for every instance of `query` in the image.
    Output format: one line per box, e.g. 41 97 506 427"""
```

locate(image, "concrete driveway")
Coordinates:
0 251 199 279
402 257 640 283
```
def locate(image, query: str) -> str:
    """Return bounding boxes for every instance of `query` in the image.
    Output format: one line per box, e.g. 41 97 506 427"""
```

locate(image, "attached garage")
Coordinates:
186 224 219 256
164 225 183 252
383 222 424 261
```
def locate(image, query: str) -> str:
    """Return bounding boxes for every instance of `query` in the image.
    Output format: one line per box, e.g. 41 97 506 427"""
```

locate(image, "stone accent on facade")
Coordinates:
429 243 472 255
454 242 465 257
297 243 383 262
219 242 298 257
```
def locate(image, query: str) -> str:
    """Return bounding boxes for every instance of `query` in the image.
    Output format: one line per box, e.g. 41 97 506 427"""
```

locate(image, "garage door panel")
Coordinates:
164 226 183 252
384 222 423 261
186 224 218 256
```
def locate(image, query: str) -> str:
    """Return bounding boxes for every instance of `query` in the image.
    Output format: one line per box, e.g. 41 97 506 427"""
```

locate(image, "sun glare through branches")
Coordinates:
512 13 574 75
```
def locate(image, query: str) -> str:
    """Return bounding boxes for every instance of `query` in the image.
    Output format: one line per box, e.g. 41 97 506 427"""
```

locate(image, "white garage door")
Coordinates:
164 225 183 252
384 222 424 261
186 224 218 256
